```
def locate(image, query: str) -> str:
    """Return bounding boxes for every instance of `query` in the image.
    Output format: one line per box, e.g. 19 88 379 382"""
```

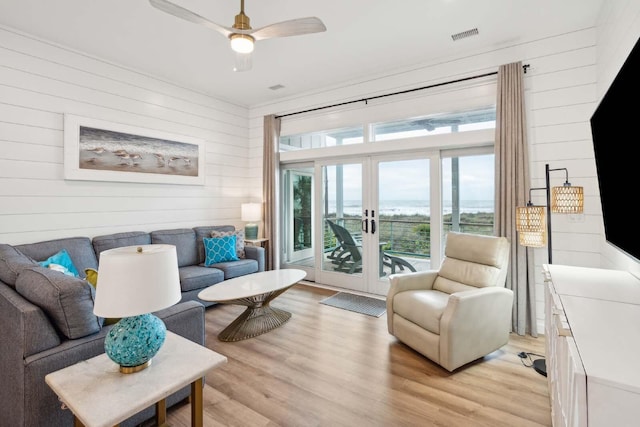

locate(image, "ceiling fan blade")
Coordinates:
148 0 233 38
233 51 253 72
251 17 326 41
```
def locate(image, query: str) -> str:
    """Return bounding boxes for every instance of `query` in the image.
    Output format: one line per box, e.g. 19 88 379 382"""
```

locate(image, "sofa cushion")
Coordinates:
193 225 235 264
38 249 80 277
16 237 98 278
204 236 239 265
151 229 198 267
15 267 102 339
0 244 38 287
211 229 245 258
178 265 224 292
210 259 259 280
92 232 151 261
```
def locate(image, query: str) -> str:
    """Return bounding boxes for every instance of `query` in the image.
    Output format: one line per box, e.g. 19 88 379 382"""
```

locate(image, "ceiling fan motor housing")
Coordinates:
233 11 251 30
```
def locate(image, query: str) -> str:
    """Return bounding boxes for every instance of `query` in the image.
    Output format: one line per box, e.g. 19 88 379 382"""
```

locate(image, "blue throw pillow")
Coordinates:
38 249 80 277
203 235 239 266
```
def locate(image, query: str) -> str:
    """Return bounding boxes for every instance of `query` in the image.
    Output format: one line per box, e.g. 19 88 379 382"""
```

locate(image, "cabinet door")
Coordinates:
545 279 586 427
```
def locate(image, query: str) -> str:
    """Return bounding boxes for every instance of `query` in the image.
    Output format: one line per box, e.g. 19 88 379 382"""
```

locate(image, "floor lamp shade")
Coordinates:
551 185 584 213
93 244 181 373
241 203 261 240
516 205 546 233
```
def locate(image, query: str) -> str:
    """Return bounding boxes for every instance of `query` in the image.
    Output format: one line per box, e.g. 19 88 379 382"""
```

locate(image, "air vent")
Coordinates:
451 28 479 41
269 84 285 91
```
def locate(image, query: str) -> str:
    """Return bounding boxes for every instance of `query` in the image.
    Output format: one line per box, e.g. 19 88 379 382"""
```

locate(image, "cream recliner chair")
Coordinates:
386 231 512 372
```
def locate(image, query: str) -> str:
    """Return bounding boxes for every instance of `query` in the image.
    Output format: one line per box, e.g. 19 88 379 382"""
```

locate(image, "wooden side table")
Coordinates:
45 331 227 427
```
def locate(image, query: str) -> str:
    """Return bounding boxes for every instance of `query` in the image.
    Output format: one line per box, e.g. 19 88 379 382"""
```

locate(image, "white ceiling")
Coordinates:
0 0 603 107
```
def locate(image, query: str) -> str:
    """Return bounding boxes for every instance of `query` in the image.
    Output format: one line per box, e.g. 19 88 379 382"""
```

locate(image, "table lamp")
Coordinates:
241 202 261 240
93 244 181 373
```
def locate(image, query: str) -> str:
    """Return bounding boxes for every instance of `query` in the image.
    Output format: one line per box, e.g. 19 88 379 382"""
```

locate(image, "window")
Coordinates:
279 126 363 151
372 107 496 141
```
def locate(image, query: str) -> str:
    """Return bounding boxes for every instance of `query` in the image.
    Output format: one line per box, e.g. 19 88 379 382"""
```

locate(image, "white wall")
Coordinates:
250 26 604 333
593 1 640 276
0 25 252 245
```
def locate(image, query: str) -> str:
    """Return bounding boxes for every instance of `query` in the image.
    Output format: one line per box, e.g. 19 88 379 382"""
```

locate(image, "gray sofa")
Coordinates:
0 225 264 427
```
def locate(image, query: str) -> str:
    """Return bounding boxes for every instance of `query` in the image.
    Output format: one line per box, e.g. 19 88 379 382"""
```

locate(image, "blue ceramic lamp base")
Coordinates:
104 313 167 374
245 223 258 240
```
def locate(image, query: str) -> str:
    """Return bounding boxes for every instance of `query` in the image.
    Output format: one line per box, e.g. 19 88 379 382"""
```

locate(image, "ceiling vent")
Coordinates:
269 84 285 91
451 28 479 41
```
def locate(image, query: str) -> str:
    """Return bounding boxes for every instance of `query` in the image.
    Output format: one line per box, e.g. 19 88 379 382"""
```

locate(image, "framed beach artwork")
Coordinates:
63 114 205 185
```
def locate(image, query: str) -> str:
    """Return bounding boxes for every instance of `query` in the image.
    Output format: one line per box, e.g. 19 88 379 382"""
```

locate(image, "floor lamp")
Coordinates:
515 163 584 376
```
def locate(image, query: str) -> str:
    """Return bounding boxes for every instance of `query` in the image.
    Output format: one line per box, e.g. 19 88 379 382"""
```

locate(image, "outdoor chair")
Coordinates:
325 219 416 275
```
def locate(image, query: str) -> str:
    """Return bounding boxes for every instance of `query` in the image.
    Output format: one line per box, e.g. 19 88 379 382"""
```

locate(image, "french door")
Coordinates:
315 154 434 295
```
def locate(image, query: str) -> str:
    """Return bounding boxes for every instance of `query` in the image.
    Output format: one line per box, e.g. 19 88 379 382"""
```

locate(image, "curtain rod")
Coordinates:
275 63 530 119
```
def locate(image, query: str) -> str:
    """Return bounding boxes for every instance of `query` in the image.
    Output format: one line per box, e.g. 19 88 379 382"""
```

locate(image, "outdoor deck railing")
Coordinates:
321 217 494 259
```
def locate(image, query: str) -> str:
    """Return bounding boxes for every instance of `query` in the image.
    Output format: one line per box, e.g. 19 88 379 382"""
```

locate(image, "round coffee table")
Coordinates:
198 269 306 342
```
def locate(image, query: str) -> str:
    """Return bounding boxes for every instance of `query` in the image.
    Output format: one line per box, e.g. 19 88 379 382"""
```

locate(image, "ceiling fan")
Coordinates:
149 0 326 71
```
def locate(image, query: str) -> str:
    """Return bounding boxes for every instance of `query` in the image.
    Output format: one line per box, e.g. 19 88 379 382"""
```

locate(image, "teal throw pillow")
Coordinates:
38 249 80 277
204 235 239 266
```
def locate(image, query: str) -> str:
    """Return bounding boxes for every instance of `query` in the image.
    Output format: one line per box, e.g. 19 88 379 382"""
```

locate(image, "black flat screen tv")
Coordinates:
590 35 640 261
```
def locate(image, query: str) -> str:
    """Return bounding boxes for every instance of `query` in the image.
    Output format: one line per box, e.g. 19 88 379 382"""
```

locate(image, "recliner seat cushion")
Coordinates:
393 289 449 335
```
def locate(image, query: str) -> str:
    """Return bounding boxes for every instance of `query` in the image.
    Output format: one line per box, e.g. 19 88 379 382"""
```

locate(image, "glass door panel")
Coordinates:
317 162 366 291
370 157 431 294
282 166 315 269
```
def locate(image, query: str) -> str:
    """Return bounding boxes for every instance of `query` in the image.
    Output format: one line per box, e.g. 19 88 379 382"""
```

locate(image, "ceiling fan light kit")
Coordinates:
149 0 326 71
230 34 254 53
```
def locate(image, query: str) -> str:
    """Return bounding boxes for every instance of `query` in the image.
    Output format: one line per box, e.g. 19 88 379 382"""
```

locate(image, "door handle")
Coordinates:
371 219 376 234
362 219 368 233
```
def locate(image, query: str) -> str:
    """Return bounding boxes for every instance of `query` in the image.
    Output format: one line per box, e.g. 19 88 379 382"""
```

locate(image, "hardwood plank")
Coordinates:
164 284 552 426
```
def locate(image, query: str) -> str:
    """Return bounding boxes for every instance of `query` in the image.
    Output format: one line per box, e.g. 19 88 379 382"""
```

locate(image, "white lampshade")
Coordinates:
230 34 254 53
93 244 181 318
241 203 262 222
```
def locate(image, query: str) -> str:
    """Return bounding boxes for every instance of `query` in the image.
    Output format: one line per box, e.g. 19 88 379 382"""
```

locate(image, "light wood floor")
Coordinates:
163 284 551 427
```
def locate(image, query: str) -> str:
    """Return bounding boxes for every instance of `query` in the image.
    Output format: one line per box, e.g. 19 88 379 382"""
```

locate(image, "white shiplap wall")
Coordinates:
249 27 604 333
0 25 252 245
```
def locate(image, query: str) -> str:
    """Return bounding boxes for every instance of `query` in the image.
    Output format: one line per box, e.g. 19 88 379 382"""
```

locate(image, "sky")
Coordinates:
326 154 495 202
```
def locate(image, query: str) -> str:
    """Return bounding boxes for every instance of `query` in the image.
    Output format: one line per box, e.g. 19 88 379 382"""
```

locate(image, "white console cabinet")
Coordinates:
543 264 640 426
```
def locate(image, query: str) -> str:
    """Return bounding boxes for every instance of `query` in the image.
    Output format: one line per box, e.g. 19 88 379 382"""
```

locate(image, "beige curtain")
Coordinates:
262 114 281 271
494 61 537 336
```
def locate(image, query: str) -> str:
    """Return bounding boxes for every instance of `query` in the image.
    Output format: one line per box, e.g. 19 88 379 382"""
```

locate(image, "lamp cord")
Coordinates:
517 351 545 368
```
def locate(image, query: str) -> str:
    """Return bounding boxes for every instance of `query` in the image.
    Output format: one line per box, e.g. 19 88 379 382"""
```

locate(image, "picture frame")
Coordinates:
63 114 205 185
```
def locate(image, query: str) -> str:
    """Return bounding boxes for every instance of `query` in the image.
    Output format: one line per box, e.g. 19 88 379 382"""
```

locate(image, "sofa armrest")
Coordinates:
439 287 514 371
244 245 265 272
0 282 62 426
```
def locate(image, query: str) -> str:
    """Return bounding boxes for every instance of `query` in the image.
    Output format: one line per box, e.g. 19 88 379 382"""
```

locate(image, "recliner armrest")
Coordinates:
387 270 439 333
388 270 439 296
439 287 514 371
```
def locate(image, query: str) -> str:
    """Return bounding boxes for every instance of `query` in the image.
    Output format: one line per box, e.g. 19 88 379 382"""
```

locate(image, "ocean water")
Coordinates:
332 199 493 216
